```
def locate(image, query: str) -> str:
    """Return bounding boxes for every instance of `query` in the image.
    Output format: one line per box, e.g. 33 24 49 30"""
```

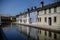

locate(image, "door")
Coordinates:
48 17 52 25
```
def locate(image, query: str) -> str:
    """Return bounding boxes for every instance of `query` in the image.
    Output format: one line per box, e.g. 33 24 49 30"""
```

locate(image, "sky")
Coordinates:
0 0 60 16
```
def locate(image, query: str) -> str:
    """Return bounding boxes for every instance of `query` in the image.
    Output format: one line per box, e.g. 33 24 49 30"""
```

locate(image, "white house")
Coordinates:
37 1 60 40
37 1 60 26
16 7 38 39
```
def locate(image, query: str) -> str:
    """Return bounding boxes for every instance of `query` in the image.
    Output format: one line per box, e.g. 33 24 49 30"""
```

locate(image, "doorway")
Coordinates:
48 17 52 25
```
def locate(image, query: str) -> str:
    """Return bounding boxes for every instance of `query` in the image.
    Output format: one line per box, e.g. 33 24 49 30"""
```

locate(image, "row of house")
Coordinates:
16 1 60 40
37 1 60 26
16 1 60 26
16 7 37 24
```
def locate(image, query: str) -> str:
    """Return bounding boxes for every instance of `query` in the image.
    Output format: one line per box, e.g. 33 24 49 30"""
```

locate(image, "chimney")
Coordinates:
40 1 44 8
27 8 30 12
34 6 37 9
31 7 33 10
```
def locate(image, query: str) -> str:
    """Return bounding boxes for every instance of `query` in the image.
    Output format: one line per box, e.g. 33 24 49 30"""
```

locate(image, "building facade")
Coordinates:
37 1 60 40
16 7 38 39
16 1 60 40
16 12 30 35
37 1 60 26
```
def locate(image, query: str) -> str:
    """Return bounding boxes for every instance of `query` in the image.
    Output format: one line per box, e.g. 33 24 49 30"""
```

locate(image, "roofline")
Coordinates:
37 1 60 11
16 1 60 17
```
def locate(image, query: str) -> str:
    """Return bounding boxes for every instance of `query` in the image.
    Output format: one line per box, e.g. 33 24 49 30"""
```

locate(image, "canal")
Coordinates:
1 23 28 40
1 23 60 40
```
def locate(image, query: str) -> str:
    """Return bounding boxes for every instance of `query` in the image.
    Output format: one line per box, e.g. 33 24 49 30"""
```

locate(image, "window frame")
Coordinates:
45 31 47 36
49 32 51 37
54 33 57 39
40 17 41 22
49 8 51 13
54 7 57 13
44 9 46 14
45 17 47 22
54 16 57 23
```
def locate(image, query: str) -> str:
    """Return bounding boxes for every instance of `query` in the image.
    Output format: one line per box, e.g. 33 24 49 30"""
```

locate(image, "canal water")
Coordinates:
2 23 27 40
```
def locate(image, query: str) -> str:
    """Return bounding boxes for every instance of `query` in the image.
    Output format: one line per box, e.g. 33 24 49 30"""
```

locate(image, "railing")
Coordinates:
15 23 60 40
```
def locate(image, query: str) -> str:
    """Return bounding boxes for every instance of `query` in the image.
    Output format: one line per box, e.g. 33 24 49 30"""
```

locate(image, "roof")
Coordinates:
0 14 10 17
37 1 60 11
16 1 60 17
0 14 16 18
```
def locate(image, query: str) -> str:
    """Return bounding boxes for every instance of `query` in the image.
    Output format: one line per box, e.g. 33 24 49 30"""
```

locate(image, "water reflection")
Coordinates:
16 24 38 40
1 23 60 40
1 23 27 40
16 24 60 40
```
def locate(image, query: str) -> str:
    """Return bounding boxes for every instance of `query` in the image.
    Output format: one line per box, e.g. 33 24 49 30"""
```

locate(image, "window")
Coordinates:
40 30 41 34
49 32 51 37
38 18 39 22
20 19 22 22
54 7 57 12
49 8 51 13
54 17 57 22
45 31 47 36
44 38 46 40
45 17 47 22
54 33 57 39
38 17 41 22
40 17 41 22
24 20 26 23
37 11 39 15
24 14 27 17
30 18 32 23
44 9 46 14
